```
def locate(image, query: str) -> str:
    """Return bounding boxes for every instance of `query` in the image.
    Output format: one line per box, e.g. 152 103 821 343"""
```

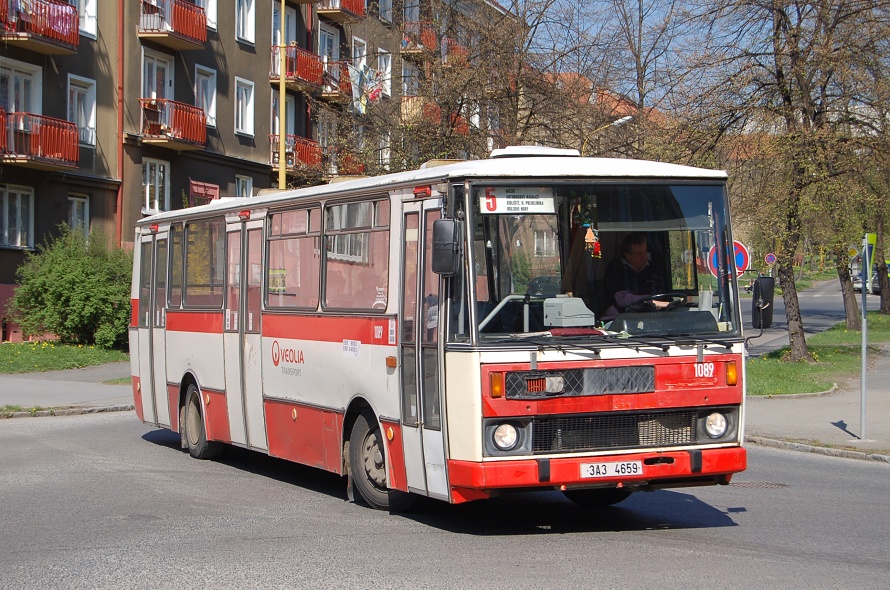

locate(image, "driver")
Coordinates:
602 232 668 322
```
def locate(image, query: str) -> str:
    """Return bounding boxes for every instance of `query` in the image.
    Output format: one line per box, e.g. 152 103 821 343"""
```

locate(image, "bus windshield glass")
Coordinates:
451 182 738 342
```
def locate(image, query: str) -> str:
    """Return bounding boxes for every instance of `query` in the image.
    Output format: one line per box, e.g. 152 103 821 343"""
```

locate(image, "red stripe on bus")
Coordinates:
265 400 344 474
131 299 139 327
203 387 231 444
263 314 396 345
380 419 408 492
167 384 181 433
166 310 225 333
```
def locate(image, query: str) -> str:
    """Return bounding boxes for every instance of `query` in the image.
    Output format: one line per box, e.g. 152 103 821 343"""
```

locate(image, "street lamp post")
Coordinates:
581 115 633 156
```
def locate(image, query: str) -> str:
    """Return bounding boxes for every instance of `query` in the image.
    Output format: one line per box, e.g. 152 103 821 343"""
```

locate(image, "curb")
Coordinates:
1 404 134 419
747 383 838 399
746 435 890 463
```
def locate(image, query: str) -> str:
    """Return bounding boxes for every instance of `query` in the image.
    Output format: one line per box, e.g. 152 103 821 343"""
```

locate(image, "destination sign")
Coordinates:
479 187 555 214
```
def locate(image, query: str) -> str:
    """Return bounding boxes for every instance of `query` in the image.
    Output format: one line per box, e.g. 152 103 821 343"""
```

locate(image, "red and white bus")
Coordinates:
130 146 746 510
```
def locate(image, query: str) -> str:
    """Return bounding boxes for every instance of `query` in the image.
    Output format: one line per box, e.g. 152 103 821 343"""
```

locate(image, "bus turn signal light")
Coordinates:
726 360 738 386
490 372 505 398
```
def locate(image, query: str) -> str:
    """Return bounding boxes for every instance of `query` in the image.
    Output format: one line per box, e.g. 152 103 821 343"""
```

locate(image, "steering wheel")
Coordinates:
626 292 688 313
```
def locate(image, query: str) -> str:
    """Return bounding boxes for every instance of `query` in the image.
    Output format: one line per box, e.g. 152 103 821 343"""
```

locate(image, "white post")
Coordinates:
860 233 868 440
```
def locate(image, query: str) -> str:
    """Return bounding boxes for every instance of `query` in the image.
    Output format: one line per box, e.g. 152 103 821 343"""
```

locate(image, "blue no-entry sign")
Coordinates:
708 241 750 277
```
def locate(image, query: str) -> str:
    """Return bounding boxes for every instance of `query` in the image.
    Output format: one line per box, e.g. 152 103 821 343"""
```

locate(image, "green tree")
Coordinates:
8 227 132 349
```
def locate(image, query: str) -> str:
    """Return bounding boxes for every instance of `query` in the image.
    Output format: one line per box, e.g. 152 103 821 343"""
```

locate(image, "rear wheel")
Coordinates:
562 488 632 507
184 383 222 459
349 410 413 511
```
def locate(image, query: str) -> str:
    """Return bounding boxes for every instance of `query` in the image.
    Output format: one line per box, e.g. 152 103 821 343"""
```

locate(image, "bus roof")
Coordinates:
137 154 727 225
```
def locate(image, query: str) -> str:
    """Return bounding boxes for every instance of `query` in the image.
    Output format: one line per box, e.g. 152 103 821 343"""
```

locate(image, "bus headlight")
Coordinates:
704 412 728 438
493 423 519 450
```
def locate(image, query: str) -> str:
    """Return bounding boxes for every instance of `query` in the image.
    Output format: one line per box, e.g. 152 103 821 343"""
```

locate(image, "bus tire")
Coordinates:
184 383 222 460
562 488 632 507
349 410 413 511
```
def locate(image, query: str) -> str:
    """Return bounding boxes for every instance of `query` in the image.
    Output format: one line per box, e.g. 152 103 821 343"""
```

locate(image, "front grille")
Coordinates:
531 410 696 454
505 365 654 399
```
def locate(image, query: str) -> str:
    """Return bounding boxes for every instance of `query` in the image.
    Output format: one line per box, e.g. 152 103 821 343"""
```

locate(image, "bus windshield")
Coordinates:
450 182 739 342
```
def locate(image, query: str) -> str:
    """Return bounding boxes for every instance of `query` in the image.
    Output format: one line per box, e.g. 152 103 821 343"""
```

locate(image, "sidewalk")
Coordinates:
0 361 133 416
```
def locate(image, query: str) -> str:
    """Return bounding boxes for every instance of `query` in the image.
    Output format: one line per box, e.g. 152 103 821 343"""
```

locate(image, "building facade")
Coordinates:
1 0 506 341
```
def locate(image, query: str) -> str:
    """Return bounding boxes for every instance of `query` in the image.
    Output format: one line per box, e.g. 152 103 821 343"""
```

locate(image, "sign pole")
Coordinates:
861 233 868 440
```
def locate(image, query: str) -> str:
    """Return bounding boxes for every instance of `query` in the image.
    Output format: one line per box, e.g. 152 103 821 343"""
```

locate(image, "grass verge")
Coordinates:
0 342 128 374
747 311 890 395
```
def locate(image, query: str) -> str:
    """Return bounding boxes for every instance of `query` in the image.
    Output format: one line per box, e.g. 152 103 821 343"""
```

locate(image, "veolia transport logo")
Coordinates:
271 340 304 367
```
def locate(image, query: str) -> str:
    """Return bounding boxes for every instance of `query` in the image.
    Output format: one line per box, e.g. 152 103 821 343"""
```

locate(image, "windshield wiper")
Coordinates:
659 334 735 350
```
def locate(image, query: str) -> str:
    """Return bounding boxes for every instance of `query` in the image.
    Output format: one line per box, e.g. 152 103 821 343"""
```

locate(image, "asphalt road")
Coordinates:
1 412 887 589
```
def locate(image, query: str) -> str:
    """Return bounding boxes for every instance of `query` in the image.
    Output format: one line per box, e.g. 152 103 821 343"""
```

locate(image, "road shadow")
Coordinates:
142 428 739 534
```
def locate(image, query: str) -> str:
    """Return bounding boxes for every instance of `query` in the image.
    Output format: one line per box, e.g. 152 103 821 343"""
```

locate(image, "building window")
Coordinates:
235 175 253 198
67 75 96 145
403 0 419 23
142 158 170 214
378 49 391 97
377 132 390 172
378 0 392 23
235 0 255 43
352 37 367 68
71 0 97 37
142 50 173 101
195 0 217 29
402 61 419 96
68 194 89 237
0 60 41 114
195 66 217 127
1 185 34 249
235 78 254 136
534 229 556 257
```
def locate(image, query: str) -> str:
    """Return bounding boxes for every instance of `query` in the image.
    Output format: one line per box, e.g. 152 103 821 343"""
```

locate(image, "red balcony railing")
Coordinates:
317 0 365 21
2 112 78 167
271 45 323 88
402 22 437 51
321 60 352 98
139 0 207 47
140 99 206 146
443 37 468 64
270 134 323 169
0 0 79 51
0 108 6 153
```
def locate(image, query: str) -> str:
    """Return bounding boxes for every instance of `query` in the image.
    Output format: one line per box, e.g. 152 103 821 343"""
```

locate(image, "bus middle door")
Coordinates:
137 231 171 427
223 218 267 451
400 201 448 500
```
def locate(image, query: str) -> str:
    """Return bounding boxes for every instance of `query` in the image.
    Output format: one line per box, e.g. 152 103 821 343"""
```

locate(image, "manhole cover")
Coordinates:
730 481 788 489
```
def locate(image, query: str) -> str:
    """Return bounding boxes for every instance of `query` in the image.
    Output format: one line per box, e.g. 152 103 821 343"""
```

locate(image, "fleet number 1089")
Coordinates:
695 362 715 378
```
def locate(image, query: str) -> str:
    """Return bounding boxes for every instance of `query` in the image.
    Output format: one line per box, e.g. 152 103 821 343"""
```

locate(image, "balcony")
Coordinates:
401 98 468 135
442 37 468 66
270 134 322 172
140 99 206 150
400 22 437 57
138 0 207 51
270 45 323 93
320 61 352 103
316 0 364 25
1 111 78 170
0 0 78 54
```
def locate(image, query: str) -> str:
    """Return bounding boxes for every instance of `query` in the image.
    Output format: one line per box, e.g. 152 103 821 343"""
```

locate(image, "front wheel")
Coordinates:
183 383 222 460
349 410 413 511
562 488 632 507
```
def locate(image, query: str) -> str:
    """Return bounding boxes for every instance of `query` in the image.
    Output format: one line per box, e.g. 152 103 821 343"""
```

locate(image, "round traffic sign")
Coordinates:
765 252 777 266
708 241 750 278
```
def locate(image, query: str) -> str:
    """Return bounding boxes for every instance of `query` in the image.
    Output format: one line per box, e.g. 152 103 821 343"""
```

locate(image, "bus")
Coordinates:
130 146 746 510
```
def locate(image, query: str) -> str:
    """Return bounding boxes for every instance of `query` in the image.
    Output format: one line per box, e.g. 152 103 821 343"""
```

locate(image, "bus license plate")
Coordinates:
580 460 642 479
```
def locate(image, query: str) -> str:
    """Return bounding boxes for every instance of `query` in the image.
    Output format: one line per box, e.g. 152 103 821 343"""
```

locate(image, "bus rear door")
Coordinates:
137 230 171 427
223 216 267 450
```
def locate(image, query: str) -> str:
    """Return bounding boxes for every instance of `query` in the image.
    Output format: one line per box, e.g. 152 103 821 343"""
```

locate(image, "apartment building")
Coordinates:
1 0 506 341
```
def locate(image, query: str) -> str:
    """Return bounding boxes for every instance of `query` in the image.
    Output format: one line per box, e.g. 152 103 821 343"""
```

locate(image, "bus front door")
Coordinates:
400 203 449 500
223 220 267 451
137 232 170 427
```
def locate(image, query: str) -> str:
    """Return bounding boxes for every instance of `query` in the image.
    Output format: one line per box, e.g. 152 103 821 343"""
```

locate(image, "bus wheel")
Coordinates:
184 384 222 460
349 410 413 511
562 488 632 507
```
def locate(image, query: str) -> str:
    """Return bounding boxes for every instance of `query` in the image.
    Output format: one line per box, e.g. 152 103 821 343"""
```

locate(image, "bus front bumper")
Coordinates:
447 446 746 503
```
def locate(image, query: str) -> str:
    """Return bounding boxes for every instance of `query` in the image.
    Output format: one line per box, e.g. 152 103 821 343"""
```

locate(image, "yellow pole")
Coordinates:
278 0 287 190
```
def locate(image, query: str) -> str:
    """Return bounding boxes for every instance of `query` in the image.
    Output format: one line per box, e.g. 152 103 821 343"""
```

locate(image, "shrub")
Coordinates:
8 227 132 349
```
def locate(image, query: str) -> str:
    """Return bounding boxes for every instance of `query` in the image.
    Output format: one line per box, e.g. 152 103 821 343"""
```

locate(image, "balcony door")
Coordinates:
143 51 173 101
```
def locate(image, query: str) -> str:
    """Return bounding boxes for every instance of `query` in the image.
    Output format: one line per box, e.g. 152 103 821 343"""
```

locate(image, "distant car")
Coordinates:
853 272 881 294
526 275 561 297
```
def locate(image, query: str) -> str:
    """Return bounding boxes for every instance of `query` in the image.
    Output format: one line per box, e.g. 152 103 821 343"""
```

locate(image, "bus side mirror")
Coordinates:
751 275 775 329
432 219 460 276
